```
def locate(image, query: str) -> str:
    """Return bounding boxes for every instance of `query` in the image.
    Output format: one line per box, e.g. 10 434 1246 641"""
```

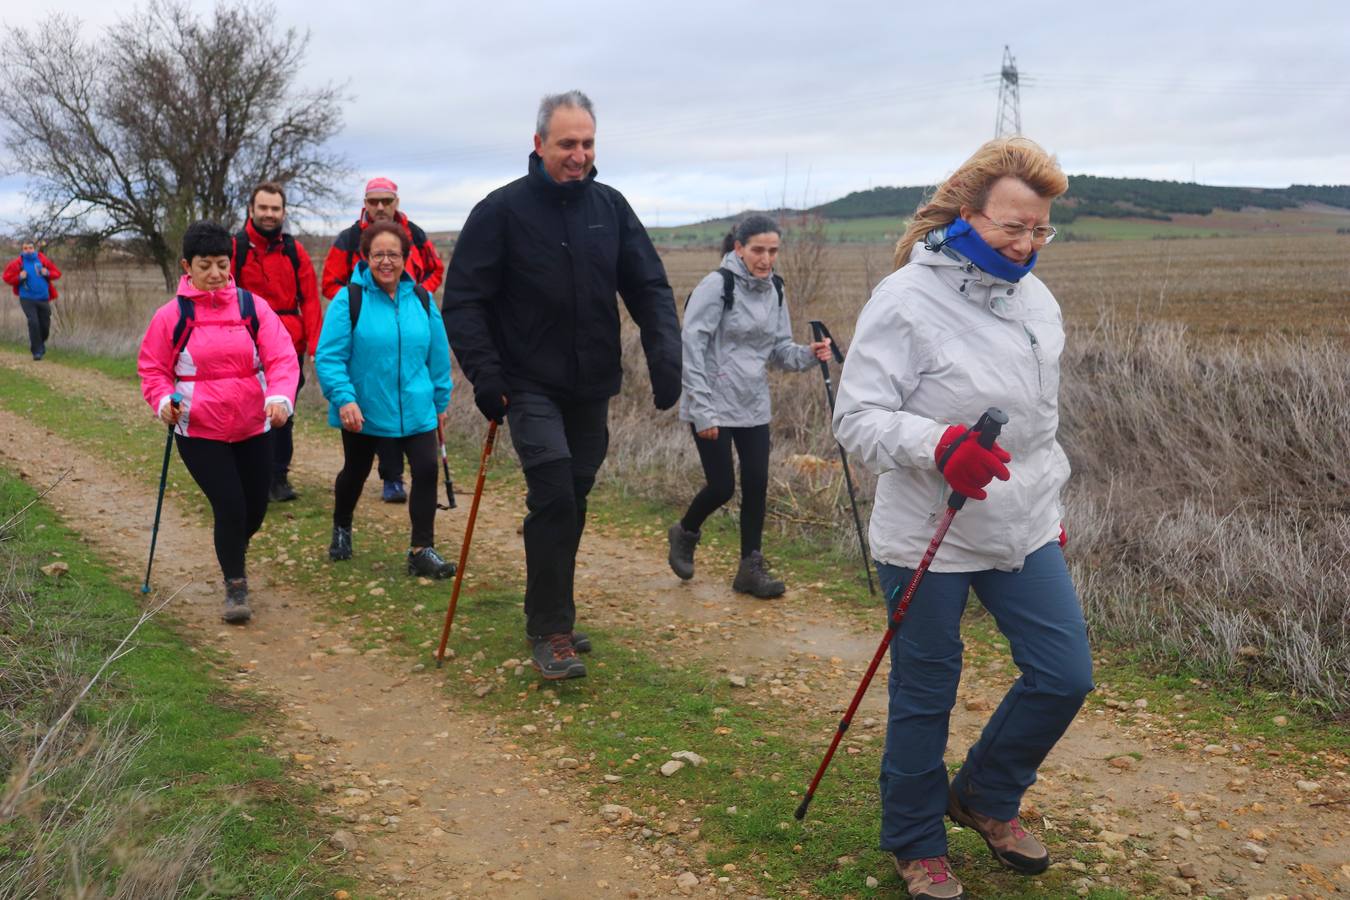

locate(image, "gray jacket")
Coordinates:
679 252 816 432
832 242 1069 572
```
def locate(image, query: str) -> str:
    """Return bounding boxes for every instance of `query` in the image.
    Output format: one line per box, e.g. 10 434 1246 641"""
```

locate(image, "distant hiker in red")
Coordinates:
3 241 62 360
231 181 321 503
322 177 445 504
137 221 300 625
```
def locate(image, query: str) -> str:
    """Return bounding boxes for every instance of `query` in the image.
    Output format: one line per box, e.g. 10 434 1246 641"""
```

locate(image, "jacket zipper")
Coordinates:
1022 324 1044 393
395 293 404 434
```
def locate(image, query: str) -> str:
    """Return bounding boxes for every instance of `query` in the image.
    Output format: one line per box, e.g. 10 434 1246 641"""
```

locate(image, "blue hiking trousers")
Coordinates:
877 542 1094 859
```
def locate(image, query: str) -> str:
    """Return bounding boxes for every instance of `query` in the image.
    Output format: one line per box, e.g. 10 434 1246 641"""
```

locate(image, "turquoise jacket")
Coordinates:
316 264 452 438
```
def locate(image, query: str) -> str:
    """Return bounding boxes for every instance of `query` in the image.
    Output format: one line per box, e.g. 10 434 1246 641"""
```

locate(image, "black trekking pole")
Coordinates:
795 407 1008 821
436 422 457 510
141 392 182 594
808 320 875 595
435 420 497 667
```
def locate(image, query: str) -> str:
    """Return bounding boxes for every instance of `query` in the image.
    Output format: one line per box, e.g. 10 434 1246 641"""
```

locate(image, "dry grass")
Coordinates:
14 234 1350 709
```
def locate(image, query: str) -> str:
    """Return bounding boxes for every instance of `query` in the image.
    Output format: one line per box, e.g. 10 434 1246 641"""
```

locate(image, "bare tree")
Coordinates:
0 1 347 288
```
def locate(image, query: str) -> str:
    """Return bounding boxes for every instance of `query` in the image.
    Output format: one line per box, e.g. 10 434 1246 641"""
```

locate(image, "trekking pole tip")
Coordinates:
794 795 812 820
140 583 150 594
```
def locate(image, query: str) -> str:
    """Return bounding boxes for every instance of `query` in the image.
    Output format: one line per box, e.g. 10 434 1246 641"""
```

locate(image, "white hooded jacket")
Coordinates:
832 241 1069 573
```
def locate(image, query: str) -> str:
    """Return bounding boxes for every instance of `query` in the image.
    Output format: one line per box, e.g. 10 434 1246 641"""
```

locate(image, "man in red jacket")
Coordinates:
232 181 321 502
322 177 445 503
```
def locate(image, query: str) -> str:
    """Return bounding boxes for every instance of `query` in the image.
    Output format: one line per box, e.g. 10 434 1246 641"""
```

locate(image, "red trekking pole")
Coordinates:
795 407 1008 820
434 421 497 667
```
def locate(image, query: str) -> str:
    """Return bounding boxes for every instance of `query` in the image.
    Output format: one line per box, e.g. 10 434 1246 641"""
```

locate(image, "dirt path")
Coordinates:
3 350 1348 899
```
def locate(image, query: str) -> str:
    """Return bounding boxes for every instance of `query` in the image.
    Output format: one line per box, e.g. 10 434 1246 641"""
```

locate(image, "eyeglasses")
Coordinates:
369 251 403 262
976 212 1057 244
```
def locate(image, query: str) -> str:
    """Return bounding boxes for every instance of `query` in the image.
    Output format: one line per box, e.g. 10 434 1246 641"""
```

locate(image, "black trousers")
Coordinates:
333 429 438 547
18 299 51 356
680 423 771 559
506 393 610 637
375 435 406 482
174 431 272 581
270 353 304 480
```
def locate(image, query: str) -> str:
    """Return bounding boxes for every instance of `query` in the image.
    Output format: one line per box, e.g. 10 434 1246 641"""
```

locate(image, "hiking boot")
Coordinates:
947 787 1049 874
223 577 252 624
328 525 352 561
530 633 587 681
893 856 964 899
570 631 592 653
270 477 298 502
407 546 456 579
382 480 407 503
667 522 700 580
732 550 785 598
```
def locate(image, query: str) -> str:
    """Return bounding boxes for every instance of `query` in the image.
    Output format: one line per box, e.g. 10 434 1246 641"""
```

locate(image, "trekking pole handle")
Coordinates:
170 392 182 408
808 320 845 364
947 407 1009 511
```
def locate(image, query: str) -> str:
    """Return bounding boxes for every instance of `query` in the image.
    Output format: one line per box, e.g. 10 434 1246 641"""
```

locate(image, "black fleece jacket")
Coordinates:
442 153 681 406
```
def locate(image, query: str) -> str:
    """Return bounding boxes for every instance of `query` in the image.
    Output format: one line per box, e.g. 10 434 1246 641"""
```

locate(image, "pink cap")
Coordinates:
364 176 398 197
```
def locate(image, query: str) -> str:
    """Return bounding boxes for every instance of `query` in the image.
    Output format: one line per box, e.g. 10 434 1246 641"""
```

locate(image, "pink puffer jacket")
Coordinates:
138 276 300 442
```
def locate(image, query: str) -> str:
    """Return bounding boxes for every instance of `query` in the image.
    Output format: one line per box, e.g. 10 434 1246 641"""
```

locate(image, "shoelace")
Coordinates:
1008 818 1028 840
919 858 952 884
547 634 577 660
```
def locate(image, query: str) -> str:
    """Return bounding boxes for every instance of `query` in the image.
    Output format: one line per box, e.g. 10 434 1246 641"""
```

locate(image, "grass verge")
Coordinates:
0 468 345 897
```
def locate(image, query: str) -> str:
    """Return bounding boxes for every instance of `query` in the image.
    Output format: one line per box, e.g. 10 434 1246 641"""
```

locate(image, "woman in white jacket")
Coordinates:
668 215 832 598
832 138 1092 900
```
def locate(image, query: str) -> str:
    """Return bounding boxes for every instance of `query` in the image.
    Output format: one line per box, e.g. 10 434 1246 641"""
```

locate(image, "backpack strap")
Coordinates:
236 288 260 341
717 267 735 310
413 284 431 316
171 295 195 354
348 283 363 331
281 234 305 311
232 232 250 282
772 273 784 307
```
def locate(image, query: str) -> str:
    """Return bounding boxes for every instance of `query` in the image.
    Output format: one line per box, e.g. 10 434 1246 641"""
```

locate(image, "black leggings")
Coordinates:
174 431 272 581
680 424 770 559
333 429 438 547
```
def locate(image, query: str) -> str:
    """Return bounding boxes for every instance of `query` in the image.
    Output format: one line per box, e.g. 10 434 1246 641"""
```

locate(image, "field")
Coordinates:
2 233 1348 897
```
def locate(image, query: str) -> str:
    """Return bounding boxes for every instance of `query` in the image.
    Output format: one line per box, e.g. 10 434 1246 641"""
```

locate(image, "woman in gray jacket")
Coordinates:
833 137 1092 900
667 215 832 597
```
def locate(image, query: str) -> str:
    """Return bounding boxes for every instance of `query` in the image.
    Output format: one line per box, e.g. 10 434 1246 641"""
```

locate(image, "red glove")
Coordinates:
1058 525 1067 547
934 424 1012 501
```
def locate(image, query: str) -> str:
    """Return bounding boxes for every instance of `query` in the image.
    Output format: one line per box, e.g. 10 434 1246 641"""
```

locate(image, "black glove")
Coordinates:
473 377 509 424
653 378 680 411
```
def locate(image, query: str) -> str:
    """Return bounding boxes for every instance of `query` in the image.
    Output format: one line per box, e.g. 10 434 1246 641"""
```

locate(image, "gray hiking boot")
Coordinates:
407 546 456 579
732 550 785 598
667 522 700 580
223 577 252 624
893 856 965 899
329 525 352 561
530 633 587 681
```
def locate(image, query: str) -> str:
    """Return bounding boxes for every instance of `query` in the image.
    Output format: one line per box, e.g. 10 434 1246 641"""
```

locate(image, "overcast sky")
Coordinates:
3 0 1349 232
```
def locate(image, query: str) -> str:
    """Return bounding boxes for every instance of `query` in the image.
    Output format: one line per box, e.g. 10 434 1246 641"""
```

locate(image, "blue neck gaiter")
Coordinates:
937 217 1037 283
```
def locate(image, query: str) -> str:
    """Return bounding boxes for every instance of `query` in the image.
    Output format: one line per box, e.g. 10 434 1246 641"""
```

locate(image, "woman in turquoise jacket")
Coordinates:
316 220 455 577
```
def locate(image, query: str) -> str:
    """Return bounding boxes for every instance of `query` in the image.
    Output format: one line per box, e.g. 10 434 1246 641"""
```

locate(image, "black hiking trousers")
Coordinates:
333 429 439 547
681 423 771 559
18 299 51 357
506 392 610 638
174 431 272 581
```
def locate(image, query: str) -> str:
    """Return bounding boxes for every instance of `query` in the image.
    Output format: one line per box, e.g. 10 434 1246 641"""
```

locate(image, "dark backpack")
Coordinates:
338 220 431 288
171 289 261 368
347 282 432 330
686 267 785 310
232 231 305 315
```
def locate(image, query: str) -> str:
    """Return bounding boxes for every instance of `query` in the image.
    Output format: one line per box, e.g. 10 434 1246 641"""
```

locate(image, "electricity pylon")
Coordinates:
995 45 1021 138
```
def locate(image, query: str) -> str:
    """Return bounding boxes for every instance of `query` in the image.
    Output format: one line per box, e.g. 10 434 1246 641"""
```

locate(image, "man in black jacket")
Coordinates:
443 90 681 681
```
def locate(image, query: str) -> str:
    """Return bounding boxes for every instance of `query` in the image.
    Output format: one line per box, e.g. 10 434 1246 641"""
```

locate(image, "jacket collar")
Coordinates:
353 261 416 296
908 243 1026 315
244 217 283 248
526 151 597 202
177 274 238 307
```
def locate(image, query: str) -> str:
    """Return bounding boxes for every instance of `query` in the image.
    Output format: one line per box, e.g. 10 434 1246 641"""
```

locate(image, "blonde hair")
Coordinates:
893 137 1068 269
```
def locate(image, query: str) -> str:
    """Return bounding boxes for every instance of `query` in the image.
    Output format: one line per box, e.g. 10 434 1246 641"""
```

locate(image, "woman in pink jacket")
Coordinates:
138 221 300 623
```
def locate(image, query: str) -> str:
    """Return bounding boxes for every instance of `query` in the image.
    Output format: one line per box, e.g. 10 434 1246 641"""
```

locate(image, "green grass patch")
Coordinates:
0 469 345 897
1 341 140 380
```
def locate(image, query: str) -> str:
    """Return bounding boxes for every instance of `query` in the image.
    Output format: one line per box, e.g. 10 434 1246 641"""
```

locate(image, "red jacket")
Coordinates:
231 219 321 355
320 211 444 300
3 252 61 300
